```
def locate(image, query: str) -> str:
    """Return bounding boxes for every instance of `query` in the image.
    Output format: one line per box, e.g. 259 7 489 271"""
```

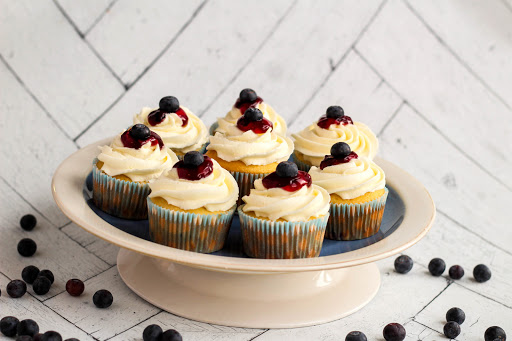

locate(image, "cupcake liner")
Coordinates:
238 206 329 259
230 170 271 205
92 159 150 220
209 122 219 136
326 187 389 241
148 199 236 253
292 152 313 172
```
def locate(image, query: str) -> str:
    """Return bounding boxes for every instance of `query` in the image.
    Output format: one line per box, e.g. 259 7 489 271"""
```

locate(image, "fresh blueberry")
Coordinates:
17 319 39 337
33 276 52 295
239 88 258 103
41 331 62 341
183 151 204 167
276 161 298 178
34 334 44 341
449 265 464 280
93 289 113 308
443 321 461 339
345 331 367 341
383 323 406 341
130 124 151 140
331 142 351 158
22 265 40 284
446 307 465 324
428 258 446 276
394 255 413 274
0 316 20 337
161 329 182 341
244 107 263 121
326 105 344 119
16 335 34 341
38 270 54 284
20 214 37 231
66 279 85 297
18 238 37 257
473 264 492 283
159 96 180 113
484 326 506 341
143 324 163 341
7 279 27 298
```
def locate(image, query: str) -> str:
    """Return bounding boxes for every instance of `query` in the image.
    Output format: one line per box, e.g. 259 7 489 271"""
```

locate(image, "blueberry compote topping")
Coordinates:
148 96 189 127
317 105 353 129
121 124 164 149
320 142 358 170
237 107 273 134
234 88 263 115
173 151 213 180
262 161 311 192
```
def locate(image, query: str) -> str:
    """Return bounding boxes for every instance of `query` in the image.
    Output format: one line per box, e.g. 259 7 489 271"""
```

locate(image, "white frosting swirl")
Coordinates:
309 156 385 199
133 106 208 153
242 179 330 221
215 102 287 136
292 121 378 166
97 133 178 182
148 160 238 212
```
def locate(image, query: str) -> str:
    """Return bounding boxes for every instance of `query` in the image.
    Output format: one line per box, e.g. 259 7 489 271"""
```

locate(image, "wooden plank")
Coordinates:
202 0 383 127
56 0 112 34
356 0 512 188
87 0 203 86
0 0 125 138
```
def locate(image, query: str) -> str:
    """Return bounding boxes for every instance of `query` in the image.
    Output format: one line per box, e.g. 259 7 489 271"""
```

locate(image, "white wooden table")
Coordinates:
1 0 511 340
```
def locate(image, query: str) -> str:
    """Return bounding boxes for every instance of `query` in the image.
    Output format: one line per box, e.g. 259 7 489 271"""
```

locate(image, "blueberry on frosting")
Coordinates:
326 105 344 119
159 96 180 113
183 151 204 167
244 107 263 122
239 88 258 103
276 161 298 178
330 142 351 158
130 124 151 140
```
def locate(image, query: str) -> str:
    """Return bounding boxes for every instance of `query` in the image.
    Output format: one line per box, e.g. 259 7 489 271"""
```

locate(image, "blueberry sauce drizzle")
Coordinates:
262 171 312 192
236 115 273 134
234 96 263 115
173 156 213 180
320 151 358 170
148 108 189 127
121 130 164 149
317 115 353 129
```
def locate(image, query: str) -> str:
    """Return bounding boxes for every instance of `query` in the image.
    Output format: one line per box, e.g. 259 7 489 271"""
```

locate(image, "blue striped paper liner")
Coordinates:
230 170 271 205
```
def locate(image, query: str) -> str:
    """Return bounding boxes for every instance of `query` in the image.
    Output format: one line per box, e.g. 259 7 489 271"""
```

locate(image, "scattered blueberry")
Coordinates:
22 265 40 284
130 124 151 140
244 107 263 121
326 105 344 119
345 331 367 341
383 323 406 341
331 142 351 158
162 329 182 341
276 161 298 178
183 151 204 167
17 238 37 257
428 258 446 276
159 96 180 113
16 335 34 341
7 279 27 298
38 270 54 284
449 265 464 280
0 316 20 337
33 276 52 295
484 326 506 341
41 331 62 341
143 324 163 341
446 307 465 325
473 264 492 283
66 279 85 297
394 255 413 274
93 289 113 308
33 334 44 341
17 319 39 337
239 88 258 103
443 321 461 339
20 214 37 231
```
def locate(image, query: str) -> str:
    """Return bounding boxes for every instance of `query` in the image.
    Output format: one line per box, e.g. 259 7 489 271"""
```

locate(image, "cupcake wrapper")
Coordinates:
326 187 389 240
92 159 150 220
238 206 329 259
230 171 271 205
292 152 312 172
209 122 218 136
148 199 236 253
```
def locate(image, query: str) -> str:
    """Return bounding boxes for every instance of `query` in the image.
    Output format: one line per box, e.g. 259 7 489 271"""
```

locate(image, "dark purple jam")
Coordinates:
121 130 164 149
320 151 358 170
236 115 273 134
234 96 263 115
173 156 213 180
317 114 353 129
262 170 312 192
148 108 189 127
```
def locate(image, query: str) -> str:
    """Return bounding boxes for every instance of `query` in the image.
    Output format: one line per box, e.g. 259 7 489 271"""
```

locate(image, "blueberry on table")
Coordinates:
0 316 20 337
326 105 344 119
22 265 40 284
446 307 465 324
143 324 163 341
428 258 446 276
7 279 27 298
93 289 113 308
17 335 34 341
345 331 367 341
443 321 461 339
17 319 39 336
18 238 37 257
66 279 85 297
330 142 351 158
449 265 464 280
33 276 52 295
41 331 62 341
484 326 506 341
20 214 37 231
276 161 299 178
383 323 406 341
473 264 492 283
239 88 258 103
34 334 44 341
130 124 151 140
244 107 263 121
162 329 182 341
38 270 54 284
394 255 413 274
159 96 180 113
183 151 204 167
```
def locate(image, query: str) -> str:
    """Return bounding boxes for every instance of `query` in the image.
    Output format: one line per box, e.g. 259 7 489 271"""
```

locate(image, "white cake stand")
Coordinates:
52 138 435 329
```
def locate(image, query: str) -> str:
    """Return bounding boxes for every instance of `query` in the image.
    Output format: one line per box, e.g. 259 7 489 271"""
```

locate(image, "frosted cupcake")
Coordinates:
93 124 178 219
292 106 378 171
133 96 208 158
239 161 330 259
309 142 388 240
211 88 287 136
206 107 294 202
147 151 238 253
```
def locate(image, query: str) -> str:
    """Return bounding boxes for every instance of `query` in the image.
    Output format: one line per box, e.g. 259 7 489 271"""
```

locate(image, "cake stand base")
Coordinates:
117 249 381 329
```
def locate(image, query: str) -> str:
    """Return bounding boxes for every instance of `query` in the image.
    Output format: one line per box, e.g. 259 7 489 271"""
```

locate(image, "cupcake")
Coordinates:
309 142 388 240
292 106 378 171
93 124 178 219
239 161 330 259
133 96 208 158
211 88 287 136
206 107 294 202
147 151 238 253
